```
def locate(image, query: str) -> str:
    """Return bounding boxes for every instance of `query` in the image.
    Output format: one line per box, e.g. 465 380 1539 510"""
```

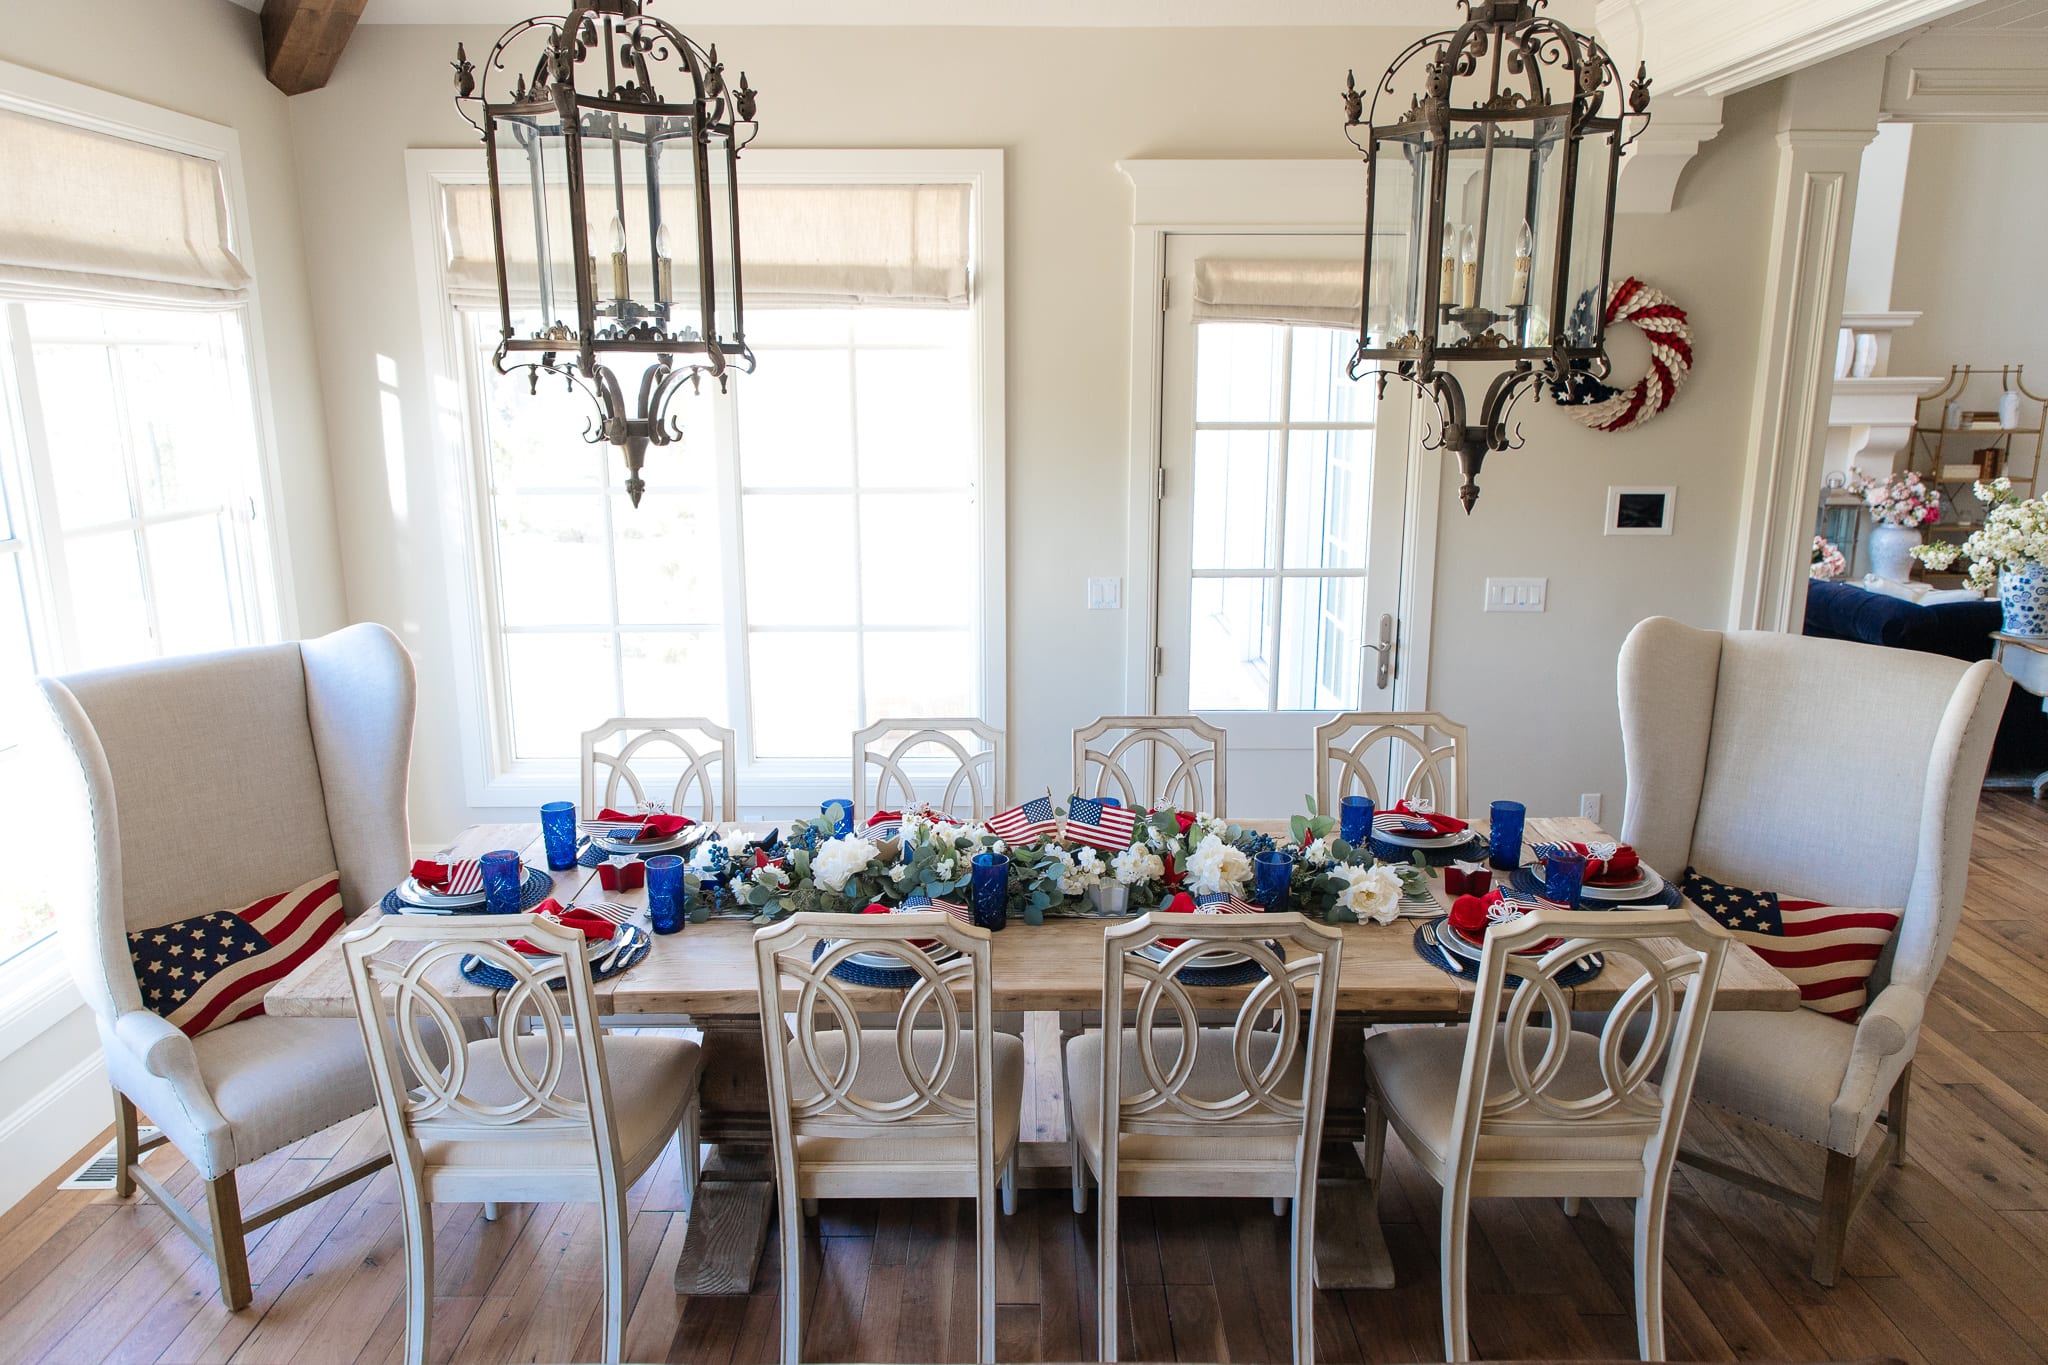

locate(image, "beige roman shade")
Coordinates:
439 181 971 310
0 108 249 303
1192 258 1360 329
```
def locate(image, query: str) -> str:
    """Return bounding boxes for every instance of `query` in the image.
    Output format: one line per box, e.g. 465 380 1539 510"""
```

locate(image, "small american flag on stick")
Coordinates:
987 793 1059 845
1063 795 1138 851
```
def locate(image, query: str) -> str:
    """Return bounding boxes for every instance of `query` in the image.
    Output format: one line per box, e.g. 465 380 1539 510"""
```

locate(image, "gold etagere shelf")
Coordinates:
1909 364 2044 582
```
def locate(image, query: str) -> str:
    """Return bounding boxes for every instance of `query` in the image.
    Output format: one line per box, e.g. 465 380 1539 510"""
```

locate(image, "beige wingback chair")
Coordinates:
1617 616 2008 1284
32 624 415 1309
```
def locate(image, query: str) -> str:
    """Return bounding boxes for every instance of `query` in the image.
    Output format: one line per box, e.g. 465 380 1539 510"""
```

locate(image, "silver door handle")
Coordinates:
1368 613 1398 690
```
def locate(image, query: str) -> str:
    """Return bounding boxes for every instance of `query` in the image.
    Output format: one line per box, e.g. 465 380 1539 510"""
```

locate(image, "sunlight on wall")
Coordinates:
377 353 408 526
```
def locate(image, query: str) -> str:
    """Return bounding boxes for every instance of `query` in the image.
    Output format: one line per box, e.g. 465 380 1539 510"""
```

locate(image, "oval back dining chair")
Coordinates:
1072 715 1228 812
1363 906 1729 1362
1313 710 1471 818
342 913 703 1365
853 718 1006 823
1617 615 2008 1283
32 623 413 1311
753 911 1021 1365
578 716 737 823
1064 912 1343 1365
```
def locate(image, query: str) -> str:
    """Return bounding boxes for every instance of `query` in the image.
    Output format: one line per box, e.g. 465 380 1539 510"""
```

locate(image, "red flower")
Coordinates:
1174 811 1197 836
1161 852 1185 888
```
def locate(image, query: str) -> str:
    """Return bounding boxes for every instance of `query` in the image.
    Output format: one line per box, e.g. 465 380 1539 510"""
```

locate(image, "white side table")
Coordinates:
1991 631 2048 797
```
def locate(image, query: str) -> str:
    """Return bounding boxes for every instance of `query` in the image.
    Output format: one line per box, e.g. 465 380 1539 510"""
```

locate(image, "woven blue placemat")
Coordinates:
1369 831 1489 867
810 939 959 989
1412 918 1604 988
459 924 650 989
1506 866 1682 908
1155 941 1283 988
381 864 553 917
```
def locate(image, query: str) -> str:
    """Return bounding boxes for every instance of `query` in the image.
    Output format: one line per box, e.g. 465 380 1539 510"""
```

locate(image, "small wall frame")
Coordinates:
1605 485 1676 536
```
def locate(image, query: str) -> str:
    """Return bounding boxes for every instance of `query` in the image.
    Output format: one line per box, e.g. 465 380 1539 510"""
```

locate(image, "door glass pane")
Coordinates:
1289 327 1370 423
145 516 236 656
1278 576 1362 711
1195 324 1285 423
1191 430 1277 570
64 529 151 668
750 631 857 758
1284 429 1372 570
1187 577 1271 710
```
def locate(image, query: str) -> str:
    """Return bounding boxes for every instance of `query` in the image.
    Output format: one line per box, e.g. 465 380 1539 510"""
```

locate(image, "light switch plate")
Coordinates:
1483 577 1547 612
1086 577 1121 610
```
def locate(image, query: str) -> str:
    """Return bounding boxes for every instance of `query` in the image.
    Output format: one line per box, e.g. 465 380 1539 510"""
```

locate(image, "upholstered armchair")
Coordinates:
33 624 416 1310
1617 616 2008 1283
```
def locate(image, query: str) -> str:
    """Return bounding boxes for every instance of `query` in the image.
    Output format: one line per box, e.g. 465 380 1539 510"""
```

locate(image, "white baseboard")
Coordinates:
0 1049 110 1217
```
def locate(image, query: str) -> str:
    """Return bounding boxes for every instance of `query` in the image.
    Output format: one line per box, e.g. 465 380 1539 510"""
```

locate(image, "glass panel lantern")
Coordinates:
456 0 759 504
1342 1 1649 511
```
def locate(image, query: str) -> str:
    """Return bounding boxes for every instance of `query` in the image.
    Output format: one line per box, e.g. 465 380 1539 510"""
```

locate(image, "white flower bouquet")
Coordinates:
1911 477 2048 590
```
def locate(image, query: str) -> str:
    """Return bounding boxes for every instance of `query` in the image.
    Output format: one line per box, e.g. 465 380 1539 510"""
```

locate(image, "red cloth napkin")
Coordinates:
1447 889 1559 955
409 858 485 893
1544 840 1641 885
511 898 619 956
597 809 692 841
1158 890 1258 948
867 809 902 827
1388 801 1468 835
597 861 646 892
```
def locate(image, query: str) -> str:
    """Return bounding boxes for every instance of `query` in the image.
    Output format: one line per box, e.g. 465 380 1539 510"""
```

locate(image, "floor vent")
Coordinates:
59 1127 161 1190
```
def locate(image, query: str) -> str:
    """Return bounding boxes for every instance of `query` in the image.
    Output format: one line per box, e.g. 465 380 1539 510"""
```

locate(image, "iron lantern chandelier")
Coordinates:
454 0 758 505
1343 0 1649 511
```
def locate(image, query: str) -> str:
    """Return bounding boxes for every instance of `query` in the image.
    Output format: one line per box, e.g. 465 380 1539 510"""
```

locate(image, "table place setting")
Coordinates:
1414 885 1607 987
383 853 552 916
457 897 651 988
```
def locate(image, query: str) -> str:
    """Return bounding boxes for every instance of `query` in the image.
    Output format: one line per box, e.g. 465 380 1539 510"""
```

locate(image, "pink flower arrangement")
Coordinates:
1811 535 1846 581
1858 471 1941 528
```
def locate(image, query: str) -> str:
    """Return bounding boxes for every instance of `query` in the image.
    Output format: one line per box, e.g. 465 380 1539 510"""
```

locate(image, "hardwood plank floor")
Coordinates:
6 791 2047 1363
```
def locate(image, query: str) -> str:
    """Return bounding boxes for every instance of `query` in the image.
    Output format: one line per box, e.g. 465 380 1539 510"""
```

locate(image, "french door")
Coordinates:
1154 233 1418 814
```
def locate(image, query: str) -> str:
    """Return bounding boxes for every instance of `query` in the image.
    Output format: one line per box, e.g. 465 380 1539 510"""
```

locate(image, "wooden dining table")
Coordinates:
266 813 1798 1298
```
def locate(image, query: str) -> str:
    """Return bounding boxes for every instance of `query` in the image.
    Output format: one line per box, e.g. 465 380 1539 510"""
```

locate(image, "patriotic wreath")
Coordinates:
1550 277 1692 434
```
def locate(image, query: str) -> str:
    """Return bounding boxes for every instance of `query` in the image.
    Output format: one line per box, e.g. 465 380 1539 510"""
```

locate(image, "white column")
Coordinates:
1726 60 1884 634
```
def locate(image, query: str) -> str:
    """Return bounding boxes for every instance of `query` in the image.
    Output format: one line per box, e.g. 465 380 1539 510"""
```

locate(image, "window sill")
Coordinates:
0 938 87 1064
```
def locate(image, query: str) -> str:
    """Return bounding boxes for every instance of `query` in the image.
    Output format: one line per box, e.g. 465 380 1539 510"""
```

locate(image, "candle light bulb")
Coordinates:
1460 225 1478 265
609 214 627 255
607 213 629 302
1439 226 1458 312
656 222 671 257
1509 219 1533 308
1516 220 1533 259
1459 225 1479 311
654 222 674 306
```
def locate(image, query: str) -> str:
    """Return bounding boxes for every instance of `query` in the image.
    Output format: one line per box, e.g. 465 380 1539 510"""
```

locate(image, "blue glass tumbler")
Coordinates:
1488 800 1527 871
540 801 578 871
1100 797 1121 808
480 850 523 914
971 852 1009 932
646 854 686 934
822 799 855 837
1543 848 1587 910
1253 849 1294 912
1339 795 1375 848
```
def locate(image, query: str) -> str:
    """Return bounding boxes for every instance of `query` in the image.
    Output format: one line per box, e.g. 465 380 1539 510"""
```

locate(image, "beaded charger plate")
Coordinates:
1412 918 1604 988
1368 831 1489 866
1506 866 1682 908
458 923 651 989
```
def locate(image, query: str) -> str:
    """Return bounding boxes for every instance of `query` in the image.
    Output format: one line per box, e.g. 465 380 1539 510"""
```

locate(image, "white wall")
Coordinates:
1888 122 2048 423
0 0 345 1213
288 22 1787 841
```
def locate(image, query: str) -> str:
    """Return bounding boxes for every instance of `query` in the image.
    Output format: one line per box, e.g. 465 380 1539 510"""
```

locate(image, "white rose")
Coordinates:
888 864 909 884
749 863 789 890
1186 833 1252 895
1200 814 1230 838
1112 845 1164 886
935 857 955 880
1301 836 1333 868
1332 862 1404 924
811 835 880 892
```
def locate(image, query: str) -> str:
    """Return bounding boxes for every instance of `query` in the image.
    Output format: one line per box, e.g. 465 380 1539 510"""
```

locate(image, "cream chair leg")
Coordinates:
778 1180 805 1365
1887 1064 1913 1168
1562 1196 1582 1217
1440 1183 1472 1363
482 1203 500 1221
1067 1086 1087 1214
1001 1152 1018 1216
678 1097 702 1214
399 1183 434 1365
202 1173 254 1312
1634 1190 1669 1361
801 1197 820 1218
1812 1148 1857 1287
977 1163 999 1364
113 1092 138 1200
1362 1089 1388 1195
599 1182 628 1365
1272 1196 1288 1216
1290 1177 1318 1365
1097 1172 1121 1363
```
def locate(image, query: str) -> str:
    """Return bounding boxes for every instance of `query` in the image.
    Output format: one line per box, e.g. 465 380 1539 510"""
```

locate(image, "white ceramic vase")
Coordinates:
1868 522 1923 582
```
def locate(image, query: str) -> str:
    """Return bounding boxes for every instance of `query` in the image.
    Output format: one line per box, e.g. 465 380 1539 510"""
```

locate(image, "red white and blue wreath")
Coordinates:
1548 277 1692 434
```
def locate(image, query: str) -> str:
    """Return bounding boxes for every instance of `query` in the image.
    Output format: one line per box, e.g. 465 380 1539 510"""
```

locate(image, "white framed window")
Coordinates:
412 149 1005 808
0 62 286 988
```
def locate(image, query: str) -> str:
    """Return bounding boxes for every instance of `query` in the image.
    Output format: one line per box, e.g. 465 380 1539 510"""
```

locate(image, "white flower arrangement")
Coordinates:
1329 862 1405 925
811 835 882 892
1048 844 1106 896
1912 478 2048 590
1184 833 1253 896
1112 845 1164 886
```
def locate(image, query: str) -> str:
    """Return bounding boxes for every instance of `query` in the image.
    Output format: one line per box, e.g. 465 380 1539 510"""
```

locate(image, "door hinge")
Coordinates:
1155 645 1165 676
1154 467 1166 500
1161 277 1171 311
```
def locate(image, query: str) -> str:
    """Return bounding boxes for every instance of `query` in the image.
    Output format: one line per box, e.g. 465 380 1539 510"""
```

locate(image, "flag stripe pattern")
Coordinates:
129 872 346 1037
987 795 1059 846
897 893 974 927
1063 795 1139 851
1682 868 1901 1022
413 859 483 895
1191 892 1261 916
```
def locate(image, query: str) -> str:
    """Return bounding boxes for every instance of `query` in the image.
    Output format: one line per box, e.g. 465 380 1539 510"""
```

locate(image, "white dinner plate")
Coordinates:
1136 941 1250 970
1373 826 1470 849
594 830 691 856
1577 868 1666 902
840 942 962 972
397 878 487 909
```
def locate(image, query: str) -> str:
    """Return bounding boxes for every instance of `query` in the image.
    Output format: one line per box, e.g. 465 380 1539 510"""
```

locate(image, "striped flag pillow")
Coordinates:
127 871 346 1037
1680 868 1901 1022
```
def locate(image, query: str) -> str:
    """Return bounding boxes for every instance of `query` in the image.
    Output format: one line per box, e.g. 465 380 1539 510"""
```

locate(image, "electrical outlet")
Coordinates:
1579 792 1602 823
1483 577 1547 612
1086 577 1121 610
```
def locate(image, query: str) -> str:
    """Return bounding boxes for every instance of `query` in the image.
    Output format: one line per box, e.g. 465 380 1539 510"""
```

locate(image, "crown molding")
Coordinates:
1597 0 1980 99
1882 31 2048 122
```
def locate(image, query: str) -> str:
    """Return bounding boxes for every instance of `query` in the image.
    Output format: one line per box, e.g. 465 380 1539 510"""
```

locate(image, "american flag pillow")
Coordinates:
1680 868 1901 1022
128 872 346 1037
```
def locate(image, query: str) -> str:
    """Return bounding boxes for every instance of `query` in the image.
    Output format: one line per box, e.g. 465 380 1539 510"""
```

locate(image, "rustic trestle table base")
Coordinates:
265 816 1798 1297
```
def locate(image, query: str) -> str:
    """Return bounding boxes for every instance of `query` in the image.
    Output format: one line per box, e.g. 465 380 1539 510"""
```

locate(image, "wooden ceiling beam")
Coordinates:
260 0 369 96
